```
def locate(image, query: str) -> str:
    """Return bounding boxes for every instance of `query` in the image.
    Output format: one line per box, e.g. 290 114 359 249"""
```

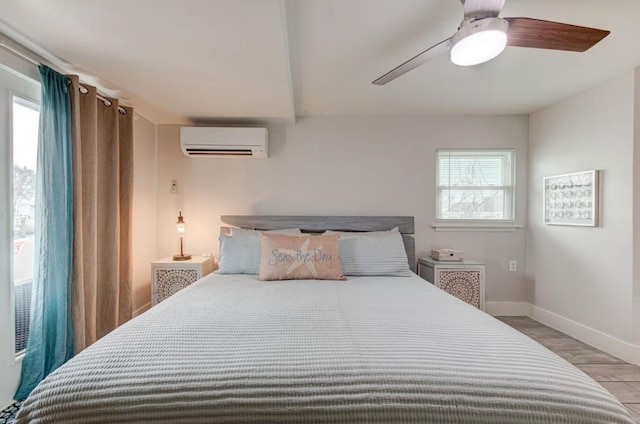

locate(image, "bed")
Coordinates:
15 216 633 423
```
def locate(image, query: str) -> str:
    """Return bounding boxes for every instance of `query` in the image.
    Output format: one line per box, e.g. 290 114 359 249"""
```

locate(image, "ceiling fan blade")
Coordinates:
462 0 505 20
372 38 452 85
505 17 610 52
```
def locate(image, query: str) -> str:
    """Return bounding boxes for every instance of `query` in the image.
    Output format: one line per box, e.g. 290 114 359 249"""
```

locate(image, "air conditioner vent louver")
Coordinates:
186 149 252 156
180 127 268 159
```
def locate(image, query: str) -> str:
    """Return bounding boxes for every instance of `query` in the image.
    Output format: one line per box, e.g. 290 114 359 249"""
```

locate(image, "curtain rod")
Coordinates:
78 85 127 114
0 38 39 66
1 39 127 114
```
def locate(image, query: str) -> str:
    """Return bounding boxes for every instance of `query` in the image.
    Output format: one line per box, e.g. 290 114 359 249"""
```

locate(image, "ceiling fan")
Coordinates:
372 0 610 85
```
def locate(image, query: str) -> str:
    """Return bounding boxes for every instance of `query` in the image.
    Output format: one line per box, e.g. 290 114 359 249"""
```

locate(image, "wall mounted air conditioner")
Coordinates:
180 127 268 158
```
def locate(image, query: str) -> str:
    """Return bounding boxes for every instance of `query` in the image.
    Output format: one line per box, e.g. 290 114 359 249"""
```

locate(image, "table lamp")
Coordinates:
173 211 192 261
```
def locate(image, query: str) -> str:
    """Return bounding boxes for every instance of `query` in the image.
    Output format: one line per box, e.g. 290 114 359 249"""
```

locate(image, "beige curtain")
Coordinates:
69 75 133 352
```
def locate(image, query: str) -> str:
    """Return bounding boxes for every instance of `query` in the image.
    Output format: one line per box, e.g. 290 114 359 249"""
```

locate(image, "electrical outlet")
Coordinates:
170 180 178 194
509 260 517 272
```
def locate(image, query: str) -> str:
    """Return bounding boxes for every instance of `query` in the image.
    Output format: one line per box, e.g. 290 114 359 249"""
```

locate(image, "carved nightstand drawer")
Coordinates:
417 257 485 310
151 256 214 306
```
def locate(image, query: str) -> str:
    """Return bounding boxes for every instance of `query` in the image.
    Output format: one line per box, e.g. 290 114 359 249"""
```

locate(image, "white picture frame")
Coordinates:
543 170 599 227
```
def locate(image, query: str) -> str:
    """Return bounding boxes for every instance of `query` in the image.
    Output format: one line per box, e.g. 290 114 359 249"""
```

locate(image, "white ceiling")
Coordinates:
1 0 640 123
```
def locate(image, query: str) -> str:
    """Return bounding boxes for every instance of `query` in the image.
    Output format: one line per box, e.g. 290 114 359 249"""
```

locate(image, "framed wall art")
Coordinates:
543 170 599 227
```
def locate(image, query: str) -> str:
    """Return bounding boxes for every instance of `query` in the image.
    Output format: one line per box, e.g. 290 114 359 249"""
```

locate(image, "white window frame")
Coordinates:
10 93 40 359
0 46 42 406
435 148 516 227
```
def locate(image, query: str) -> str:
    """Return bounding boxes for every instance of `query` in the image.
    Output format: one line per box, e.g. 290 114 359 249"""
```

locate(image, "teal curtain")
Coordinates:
15 65 75 400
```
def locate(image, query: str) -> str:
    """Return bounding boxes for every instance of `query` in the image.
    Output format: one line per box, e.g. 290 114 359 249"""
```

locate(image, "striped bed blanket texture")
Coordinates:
16 274 633 423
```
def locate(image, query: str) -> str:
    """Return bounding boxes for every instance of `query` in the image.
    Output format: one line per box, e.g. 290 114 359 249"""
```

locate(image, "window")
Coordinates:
12 95 40 355
436 149 515 222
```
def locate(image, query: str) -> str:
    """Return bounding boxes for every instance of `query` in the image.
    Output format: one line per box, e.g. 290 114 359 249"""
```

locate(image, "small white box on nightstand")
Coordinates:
430 249 464 262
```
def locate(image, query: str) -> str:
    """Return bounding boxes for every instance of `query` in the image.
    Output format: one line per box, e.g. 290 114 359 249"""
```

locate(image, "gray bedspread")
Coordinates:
16 273 633 423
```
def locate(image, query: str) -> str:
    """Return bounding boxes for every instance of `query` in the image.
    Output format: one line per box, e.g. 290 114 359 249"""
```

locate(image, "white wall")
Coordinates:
155 116 529 304
131 114 157 315
634 67 640 346
527 71 636 343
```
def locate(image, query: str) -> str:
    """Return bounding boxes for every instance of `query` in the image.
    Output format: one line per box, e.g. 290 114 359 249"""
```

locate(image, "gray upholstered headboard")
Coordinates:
220 215 416 272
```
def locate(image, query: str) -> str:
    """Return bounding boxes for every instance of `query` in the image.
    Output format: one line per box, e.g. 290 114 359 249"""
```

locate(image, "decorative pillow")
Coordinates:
259 233 346 281
328 231 411 277
217 234 261 274
230 228 302 236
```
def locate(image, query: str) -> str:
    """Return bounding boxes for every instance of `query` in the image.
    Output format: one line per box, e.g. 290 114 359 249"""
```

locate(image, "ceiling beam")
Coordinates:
281 0 301 122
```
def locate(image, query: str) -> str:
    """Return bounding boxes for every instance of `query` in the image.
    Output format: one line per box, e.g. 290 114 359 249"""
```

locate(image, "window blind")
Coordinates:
436 150 514 221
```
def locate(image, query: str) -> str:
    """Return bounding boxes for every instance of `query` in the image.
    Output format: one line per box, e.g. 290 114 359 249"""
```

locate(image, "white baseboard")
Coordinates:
485 301 640 365
133 302 151 317
485 301 531 316
529 304 640 366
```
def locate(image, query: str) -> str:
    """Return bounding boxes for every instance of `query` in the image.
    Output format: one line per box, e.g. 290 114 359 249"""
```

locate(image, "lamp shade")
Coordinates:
450 18 509 67
177 211 186 234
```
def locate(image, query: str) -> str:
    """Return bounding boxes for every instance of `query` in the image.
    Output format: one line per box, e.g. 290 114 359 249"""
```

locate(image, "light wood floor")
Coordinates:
498 316 640 423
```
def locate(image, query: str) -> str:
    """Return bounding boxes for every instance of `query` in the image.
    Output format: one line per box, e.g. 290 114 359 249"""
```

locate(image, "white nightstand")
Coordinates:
418 257 485 310
151 256 214 306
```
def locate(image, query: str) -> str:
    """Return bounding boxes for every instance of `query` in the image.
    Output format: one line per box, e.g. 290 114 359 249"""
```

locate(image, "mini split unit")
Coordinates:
180 127 268 158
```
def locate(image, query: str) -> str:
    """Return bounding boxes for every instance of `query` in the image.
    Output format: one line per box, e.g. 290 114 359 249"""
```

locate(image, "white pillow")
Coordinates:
230 228 301 236
217 234 261 274
326 230 411 277
218 229 303 274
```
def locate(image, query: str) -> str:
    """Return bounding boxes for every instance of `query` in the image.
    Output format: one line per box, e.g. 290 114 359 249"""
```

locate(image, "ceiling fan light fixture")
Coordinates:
450 17 509 66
